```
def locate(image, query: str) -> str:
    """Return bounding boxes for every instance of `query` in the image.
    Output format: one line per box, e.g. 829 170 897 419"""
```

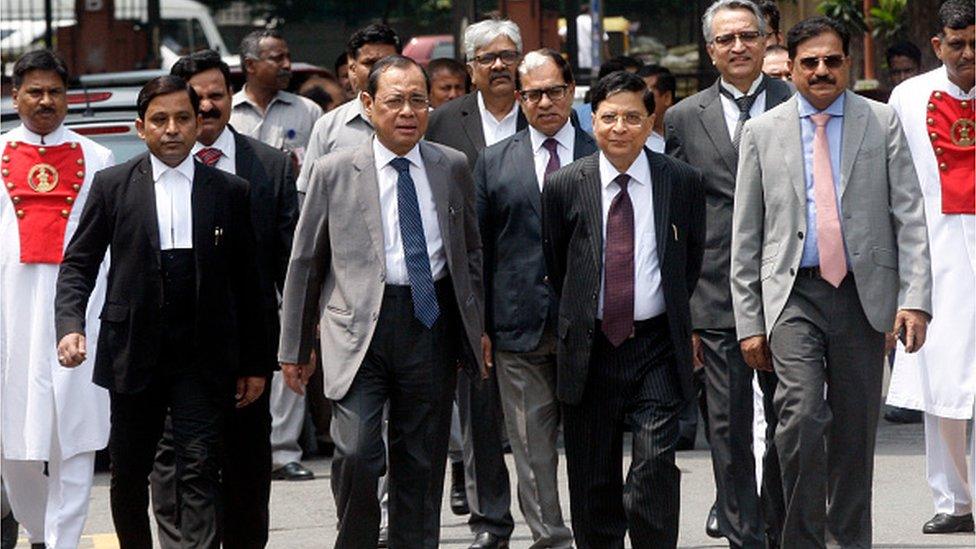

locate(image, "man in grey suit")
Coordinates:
278 55 488 548
664 1 793 545
732 17 932 547
475 49 594 549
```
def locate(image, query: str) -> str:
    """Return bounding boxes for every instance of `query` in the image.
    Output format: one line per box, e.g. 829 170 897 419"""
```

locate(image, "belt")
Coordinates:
382 276 453 299
595 313 669 339
797 266 823 279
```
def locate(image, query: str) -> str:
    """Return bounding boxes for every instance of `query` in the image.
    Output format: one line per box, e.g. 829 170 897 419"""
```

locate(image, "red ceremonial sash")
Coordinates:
926 90 975 215
2 140 86 263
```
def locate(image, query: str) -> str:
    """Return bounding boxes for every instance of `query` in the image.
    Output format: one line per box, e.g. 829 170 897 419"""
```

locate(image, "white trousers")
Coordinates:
1 446 96 549
269 370 307 467
924 412 975 516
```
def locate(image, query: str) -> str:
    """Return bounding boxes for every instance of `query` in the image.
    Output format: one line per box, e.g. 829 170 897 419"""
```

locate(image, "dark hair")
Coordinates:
938 0 974 35
597 60 627 80
346 24 402 61
170 49 232 91
758 0 781 34
608 55 642 72
334 51 349 75
240 29 285 60
636 64 676 97
885 40 922 67
428 57 467 79
515 48 574 90
300 85 334 111
365 55 429 97
590 70 655 115
137 75 200 119
12 49 69 88
786 16 850 59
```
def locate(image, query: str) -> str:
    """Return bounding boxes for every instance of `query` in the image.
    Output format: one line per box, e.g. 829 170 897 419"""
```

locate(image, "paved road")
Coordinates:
28 417 971 548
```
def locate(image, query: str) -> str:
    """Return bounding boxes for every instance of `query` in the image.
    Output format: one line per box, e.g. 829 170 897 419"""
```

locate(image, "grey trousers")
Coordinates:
769 273 885 548
495 331 574 548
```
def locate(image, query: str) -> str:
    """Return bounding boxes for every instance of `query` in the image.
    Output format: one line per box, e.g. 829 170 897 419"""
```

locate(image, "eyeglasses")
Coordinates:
380 95 430 111
711 31 764 47
798 54 846 71
519 84 570 103
596 112 647 127
472 50 520 66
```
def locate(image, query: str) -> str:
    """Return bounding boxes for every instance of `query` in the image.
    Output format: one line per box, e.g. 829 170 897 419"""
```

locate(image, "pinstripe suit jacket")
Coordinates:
541 149 706 404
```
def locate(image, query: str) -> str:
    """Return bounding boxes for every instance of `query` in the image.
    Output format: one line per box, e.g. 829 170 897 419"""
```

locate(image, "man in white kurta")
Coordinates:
886 1 975 534
0 50 114 548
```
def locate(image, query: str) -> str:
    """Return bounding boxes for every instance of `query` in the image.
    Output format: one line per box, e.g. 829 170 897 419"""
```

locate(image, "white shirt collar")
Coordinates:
529 120 575 154
233 86 293 109
373 137 424 170
192 126 235 157
939 65 975 98
16 123 67 145
720 74 764 98
599 150 650 189
150 152 196 184
477 91 519 124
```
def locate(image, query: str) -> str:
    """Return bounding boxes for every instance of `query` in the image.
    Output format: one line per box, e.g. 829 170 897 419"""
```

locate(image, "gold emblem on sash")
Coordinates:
951 118 975 147
27 163 59 193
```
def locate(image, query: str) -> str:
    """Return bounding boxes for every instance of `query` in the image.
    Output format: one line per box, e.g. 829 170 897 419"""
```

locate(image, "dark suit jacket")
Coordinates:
232 129 298 371
475 127 597 353
541 150 705 404
426 92 528 169
55 153 267 394
664 75 792 330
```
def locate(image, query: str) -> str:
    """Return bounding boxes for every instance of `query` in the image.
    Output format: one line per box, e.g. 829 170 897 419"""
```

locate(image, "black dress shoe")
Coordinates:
271 461 315 481
884 405 923 424
469 532 509 549
450 461 470 515
923 513 975 534
675 435 696 451
1 512 18 549
705 504 722 538
377 526 388 548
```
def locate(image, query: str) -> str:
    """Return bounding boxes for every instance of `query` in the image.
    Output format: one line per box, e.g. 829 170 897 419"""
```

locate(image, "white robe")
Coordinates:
886 66 976 420
0 124 114 460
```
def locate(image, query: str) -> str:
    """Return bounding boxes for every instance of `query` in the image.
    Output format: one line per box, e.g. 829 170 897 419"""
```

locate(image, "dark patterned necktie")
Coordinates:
602 174 634 347
542 138 561 178
195 147 222 167
719 80 766 150
390 157 440 328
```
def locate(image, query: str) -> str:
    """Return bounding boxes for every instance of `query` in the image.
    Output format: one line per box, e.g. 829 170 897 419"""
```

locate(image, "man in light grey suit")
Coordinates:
731 17 932 547
278 55 488 549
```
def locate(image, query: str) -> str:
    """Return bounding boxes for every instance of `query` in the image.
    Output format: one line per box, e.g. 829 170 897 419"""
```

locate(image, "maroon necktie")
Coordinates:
195 147 222 167
542 138 561 179
602 174 634 347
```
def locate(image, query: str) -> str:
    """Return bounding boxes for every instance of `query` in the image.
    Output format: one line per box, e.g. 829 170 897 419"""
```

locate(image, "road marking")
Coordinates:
90 533 120 548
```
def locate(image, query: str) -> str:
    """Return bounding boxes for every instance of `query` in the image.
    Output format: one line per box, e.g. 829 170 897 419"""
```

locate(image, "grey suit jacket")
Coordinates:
731 91 932 339
427 92 528 169
295 99 374 195
475 126 597 352
278 140 486 400
664 75 793 330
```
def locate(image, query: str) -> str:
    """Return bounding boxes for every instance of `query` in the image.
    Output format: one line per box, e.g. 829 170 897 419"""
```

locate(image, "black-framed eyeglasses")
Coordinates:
711 31 763 47
472 50 520 66
519 84 570 103
798 54 846 71
380 95 430 111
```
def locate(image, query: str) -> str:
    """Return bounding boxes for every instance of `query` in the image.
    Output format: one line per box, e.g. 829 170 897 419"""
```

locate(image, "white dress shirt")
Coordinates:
718 75 766 140
151 153 195 250
191 126 237 175
529 121 576 190
645 131 665 153
373 138 447 285
477 91 519 147
597 151 665 320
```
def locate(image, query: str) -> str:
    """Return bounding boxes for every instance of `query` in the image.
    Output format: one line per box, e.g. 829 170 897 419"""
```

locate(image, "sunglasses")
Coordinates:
798 54 846 71
712 31 763 47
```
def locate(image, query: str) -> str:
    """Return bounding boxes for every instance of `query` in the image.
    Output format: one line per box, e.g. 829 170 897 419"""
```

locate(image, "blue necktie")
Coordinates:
390 157 440 328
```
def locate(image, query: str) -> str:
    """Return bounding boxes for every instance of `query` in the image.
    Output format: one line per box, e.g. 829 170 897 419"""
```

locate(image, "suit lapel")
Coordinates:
573 128 597 159
233 131 255 179
516 109 528 132
192 161 216 296
775 96 807 204
838 91 868 197
351 144 385 269
578 155 604 270
134 155 161 268
512 132 542 218
763 76 793 111
459 94 486 156
421 142 452 265
647 151 672 262
698 81 738 174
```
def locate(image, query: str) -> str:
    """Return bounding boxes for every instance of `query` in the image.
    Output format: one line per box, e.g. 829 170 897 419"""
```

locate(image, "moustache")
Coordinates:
35 107 56 115
277 70 292 80
489 72 511 82
809 75 836 85
201 108 222 120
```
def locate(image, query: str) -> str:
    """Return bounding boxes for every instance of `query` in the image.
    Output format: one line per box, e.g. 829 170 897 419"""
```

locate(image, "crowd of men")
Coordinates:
0 0 973 548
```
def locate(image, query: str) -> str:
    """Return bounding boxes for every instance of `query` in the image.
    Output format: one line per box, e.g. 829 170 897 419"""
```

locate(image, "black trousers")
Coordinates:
562 316 684 549
699 328 782 548
331 281 460 549
150 375 273 549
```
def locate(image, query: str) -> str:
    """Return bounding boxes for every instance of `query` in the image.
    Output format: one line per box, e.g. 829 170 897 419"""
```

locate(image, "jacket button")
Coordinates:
379 274 385 282
587 328 593 336
591 292 597 300
789 268 795 276
543 275 549 284
797 231 803 240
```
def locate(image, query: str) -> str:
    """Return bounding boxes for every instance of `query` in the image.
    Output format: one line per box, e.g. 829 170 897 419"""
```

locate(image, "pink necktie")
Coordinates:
810 113 847 287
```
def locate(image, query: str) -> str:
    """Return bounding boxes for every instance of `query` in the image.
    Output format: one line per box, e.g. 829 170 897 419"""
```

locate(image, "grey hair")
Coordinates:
239 29 284 60
463 19 523 61
701 0 766 43
517 50 550 78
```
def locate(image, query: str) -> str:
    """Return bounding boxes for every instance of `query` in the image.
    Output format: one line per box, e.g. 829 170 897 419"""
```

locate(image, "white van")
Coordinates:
0 0 238 72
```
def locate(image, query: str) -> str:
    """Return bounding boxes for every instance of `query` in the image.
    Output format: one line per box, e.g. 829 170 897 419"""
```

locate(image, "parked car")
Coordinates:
403 34 455 67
